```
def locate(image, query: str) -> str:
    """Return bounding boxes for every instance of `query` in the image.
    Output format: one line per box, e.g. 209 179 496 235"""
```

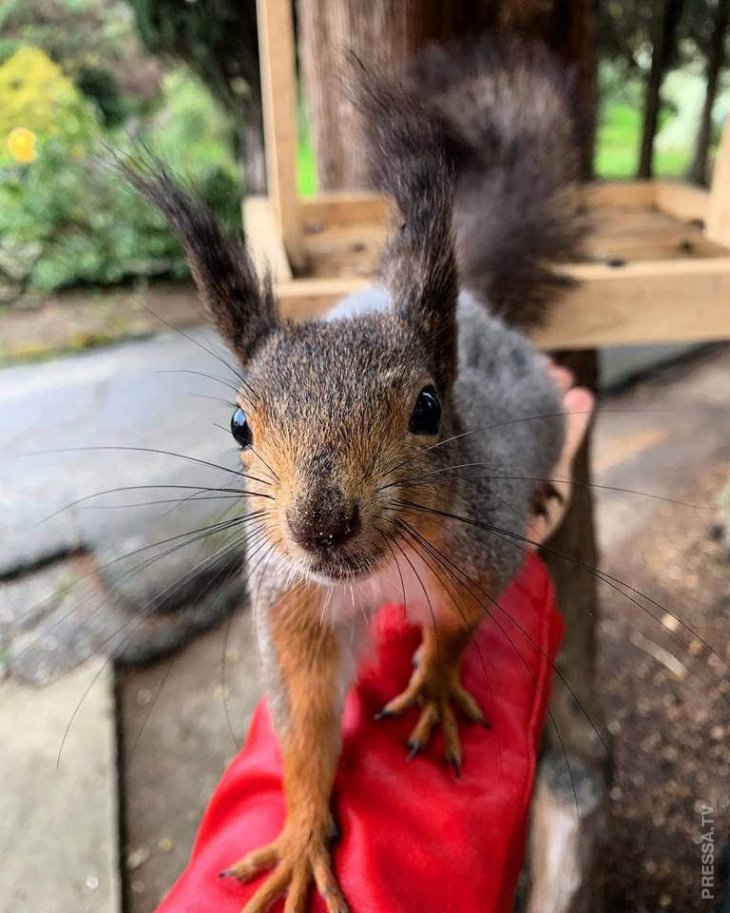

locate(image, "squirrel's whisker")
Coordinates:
396 515 610 760
133 297 255 397
15 445 257 481
39 482 271 525
389 525 440 641
157 368 241 395
248 445 280 483
13 510 267 647
381 407 688 481
394 497 730 697
385 465 711 511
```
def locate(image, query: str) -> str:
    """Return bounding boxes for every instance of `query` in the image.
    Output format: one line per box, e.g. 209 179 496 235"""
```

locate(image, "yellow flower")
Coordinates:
8 127 37 163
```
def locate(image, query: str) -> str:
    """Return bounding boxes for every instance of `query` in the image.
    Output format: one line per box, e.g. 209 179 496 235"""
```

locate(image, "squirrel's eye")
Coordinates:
231 407 253 449
409 385 441 436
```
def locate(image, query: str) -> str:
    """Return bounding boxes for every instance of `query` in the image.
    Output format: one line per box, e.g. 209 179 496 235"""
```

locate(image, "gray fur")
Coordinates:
406 35 586 329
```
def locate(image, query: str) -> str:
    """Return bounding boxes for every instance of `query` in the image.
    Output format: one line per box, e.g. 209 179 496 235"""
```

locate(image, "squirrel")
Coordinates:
123 35 584 913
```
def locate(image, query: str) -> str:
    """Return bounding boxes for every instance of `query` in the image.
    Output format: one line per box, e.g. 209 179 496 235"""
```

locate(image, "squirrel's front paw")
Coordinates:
220 822 349 913
375 652 488 776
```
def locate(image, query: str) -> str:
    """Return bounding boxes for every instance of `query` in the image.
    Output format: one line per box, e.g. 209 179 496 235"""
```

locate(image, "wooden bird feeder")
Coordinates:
249 0 730 350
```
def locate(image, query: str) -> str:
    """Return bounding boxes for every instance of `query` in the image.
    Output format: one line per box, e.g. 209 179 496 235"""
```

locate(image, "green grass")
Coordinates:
297 135 318 197
295 99 696 189
297 100 318 197
595 101 691 179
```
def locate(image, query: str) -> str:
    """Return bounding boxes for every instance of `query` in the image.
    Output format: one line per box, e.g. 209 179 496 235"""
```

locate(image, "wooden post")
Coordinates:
255 0 305 270
707 117 730 247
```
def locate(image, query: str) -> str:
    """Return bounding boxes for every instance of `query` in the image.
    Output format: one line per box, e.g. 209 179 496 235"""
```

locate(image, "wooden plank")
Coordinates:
299 183 656 230
583 181 656 211
243 196 292 281
654 181 710 224
303 224 387 277
586 207 725 262
275 260 730 347
277 277 370 319
707 117 730 247
300 192 390 230
533 258 730 348
298 203 727 279
256 0 304 269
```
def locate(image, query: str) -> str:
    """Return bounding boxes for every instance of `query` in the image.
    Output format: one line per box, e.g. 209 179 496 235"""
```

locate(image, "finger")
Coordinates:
313 855 350 913
546 364 575 394
560 387 595 472
407 702 439 756
527 511 552 550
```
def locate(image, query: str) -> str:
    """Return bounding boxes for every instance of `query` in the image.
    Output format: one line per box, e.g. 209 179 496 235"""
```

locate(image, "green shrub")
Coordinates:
0 48 240 297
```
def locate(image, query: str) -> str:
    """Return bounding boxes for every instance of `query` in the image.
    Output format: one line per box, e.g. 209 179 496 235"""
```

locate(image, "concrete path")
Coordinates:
594 346 730 552
1 328 246 684
0 329 252 913
0 659 120 913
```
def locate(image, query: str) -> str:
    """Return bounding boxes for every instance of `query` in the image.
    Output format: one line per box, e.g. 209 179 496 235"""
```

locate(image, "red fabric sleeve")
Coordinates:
156 552 563 913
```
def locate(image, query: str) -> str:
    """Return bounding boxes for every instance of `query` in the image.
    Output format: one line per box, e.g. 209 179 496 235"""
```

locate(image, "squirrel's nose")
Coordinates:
288 502 361 551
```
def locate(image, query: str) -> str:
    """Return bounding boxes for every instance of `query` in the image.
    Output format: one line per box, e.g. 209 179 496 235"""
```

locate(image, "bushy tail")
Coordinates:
407 36 586 329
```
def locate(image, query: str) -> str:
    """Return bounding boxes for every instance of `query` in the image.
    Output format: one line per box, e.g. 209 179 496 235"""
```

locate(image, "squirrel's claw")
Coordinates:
224 830 349 913
376 649 489 774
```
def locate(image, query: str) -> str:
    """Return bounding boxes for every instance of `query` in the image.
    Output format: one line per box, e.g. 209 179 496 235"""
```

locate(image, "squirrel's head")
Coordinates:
230 312 455 582
124 67 458 583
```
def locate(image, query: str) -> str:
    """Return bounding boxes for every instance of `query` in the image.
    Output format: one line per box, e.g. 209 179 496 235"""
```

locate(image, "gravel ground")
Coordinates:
600 461 730 912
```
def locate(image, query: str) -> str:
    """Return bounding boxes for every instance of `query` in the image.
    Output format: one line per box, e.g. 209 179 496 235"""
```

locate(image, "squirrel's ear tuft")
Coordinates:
349 57 459 390
119 153 278 364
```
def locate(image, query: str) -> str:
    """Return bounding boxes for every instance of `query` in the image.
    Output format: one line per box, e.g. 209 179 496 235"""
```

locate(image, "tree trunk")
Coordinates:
688 0 730 187
298 0 491 190
638 0 684 179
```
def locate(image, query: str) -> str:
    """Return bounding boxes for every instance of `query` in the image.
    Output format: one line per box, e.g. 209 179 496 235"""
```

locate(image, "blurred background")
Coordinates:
0 0 729 325
0 2 729 913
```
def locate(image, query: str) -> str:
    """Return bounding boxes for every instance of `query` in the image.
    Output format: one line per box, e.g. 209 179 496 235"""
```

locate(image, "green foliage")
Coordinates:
0 138 186 293
0 44 240 296
127 0 258 121
76 66 127 126
596 99 691 178
0 45 96 145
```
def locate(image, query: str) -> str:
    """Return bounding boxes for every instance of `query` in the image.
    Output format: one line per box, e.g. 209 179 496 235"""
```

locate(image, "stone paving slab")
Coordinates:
0 658 120 913
119 608 261 913
1 328 249 681
594 347 730 552
1 326 239 578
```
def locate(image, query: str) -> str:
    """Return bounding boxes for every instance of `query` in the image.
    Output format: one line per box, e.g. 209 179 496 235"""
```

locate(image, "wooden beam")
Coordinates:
275 259 730 348
243 196 292 281
299 184 657 231
533 258 730 348
707 116 730 247
256 0 305 269
654 181 710 223
300 192 390 230
277 277 369 319
583 181 656 211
